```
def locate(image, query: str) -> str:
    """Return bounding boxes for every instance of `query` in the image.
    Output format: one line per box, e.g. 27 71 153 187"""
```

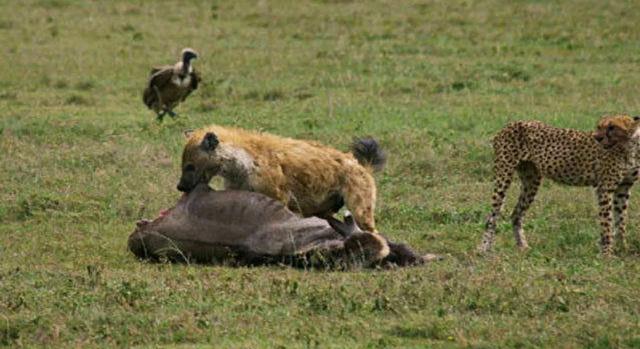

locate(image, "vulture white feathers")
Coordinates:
143 48 201 121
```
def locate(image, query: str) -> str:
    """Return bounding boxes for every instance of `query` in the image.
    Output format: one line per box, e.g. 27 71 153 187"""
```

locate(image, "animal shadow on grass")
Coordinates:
133 243 403 271
389 323 451 341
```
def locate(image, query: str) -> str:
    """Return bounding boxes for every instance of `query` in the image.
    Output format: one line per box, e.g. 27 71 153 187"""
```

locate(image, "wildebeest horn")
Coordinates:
326 211 360 237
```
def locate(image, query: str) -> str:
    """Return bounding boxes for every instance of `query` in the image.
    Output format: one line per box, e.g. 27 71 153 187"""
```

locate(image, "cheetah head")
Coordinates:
594 114 640 149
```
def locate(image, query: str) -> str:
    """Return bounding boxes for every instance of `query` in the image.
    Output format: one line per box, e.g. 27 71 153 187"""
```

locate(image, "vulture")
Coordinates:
143 48 201 121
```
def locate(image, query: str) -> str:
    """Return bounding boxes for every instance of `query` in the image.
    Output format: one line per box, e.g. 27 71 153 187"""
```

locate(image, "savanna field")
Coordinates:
1 0 640 347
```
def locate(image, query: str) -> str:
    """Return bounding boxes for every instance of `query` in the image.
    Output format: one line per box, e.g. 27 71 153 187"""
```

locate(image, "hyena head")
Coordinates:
593 114 640 149
177 131 221 193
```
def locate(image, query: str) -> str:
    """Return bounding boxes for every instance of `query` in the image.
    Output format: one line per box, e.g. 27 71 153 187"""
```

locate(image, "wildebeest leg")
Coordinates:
383 242 423 266
382 242 441 266
167 110 177 118
129 229 245 264
156 110 166 121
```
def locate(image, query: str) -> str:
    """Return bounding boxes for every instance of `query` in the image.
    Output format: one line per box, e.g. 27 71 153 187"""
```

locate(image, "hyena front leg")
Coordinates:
342 171 377 233
596 185 616 256
613 177 636 251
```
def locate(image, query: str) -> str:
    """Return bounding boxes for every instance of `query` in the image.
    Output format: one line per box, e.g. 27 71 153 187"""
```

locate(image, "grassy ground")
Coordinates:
1 0 640 347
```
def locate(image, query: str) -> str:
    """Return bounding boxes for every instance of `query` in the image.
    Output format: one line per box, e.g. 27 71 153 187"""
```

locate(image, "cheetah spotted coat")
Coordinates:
479 115 640 255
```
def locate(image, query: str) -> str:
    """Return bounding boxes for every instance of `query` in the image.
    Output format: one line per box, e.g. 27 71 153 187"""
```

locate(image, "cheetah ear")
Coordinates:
633 116 640 122
200 132 219 151
183 129 194 139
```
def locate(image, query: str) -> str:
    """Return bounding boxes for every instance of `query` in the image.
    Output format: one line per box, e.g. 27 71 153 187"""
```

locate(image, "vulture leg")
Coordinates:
156 110 166 122
167 110 177 118
152 85 164 109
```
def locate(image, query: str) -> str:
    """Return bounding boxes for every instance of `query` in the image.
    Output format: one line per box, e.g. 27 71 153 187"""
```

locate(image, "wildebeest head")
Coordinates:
325 212 390 261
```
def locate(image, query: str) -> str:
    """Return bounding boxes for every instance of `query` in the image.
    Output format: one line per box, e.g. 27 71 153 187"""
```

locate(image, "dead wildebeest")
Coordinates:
128 184 439 268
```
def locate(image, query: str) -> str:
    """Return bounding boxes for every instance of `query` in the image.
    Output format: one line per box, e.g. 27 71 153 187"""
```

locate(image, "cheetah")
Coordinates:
478 114 640 255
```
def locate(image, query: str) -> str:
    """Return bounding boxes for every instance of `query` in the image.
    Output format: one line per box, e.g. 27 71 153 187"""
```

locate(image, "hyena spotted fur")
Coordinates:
177 125 386 233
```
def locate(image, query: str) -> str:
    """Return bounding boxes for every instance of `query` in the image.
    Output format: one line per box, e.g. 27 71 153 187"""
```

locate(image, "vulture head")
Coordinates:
181 48 198 63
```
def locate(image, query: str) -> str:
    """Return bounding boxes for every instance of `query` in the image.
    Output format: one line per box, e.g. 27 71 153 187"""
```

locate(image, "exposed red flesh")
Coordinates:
157 193 187 219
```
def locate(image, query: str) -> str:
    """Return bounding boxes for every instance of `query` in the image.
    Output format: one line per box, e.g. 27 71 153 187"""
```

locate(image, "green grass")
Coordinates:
2 0 640 347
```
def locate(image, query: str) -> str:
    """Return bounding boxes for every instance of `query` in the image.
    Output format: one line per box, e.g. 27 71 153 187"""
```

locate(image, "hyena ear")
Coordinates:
183 129 194 139
200 132 219 151
633 116 640 122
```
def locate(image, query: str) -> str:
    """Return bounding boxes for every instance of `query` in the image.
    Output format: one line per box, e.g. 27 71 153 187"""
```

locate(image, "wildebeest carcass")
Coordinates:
128 184 439 268
142 48 201 121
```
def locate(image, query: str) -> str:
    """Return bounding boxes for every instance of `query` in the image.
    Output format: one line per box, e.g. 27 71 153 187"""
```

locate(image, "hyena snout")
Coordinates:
177 175 197 193
176 181 192 193
177 164 219 193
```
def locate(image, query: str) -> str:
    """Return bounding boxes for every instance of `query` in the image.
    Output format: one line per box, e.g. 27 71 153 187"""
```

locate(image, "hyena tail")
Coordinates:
350 137 387 172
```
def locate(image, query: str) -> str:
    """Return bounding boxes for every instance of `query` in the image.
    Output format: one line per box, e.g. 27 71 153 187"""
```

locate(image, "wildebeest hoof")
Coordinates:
136 219 152 228
421 253 443 262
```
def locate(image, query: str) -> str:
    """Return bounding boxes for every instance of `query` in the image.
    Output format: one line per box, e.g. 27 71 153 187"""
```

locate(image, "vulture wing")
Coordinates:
190 69 201 90
148 66 165 76
180 68 201 101
148 67 174 89
142 66 174 108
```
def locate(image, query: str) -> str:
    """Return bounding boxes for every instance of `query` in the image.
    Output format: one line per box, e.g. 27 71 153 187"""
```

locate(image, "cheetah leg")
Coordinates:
613 178 636 251
479 166 515 253
510 162 541 250
596 186 616 256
